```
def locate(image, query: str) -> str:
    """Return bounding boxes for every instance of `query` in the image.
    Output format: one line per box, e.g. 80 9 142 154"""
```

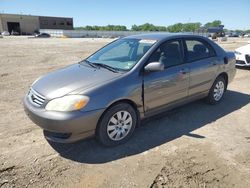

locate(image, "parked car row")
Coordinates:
1 31 21 36
1 31 26 36
0 31 51 38
225 32 250 38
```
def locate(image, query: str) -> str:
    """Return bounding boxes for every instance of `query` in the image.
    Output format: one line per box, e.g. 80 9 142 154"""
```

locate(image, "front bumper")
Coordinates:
235 54 250 67
23 96 105 143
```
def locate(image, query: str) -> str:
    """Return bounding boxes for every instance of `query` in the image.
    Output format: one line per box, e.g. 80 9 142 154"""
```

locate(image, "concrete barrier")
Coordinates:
39 29 208 38
39 29 151 38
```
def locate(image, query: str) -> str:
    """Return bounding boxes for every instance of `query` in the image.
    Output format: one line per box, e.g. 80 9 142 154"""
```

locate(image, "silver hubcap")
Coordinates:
213 81 224 101
107 111 133 141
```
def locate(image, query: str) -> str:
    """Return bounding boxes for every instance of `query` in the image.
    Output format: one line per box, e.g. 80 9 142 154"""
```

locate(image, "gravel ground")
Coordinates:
0 36 249 188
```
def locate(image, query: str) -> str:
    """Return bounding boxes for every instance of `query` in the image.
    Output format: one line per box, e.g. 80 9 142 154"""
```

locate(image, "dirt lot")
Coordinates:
0 37 249 188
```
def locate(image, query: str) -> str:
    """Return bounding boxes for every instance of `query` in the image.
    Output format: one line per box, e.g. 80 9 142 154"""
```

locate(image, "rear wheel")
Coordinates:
206 76 226 104
96 103 137 146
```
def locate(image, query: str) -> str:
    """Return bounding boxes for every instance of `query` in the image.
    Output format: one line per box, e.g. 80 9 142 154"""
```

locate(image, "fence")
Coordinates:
39 29 209 38
39 29 150 38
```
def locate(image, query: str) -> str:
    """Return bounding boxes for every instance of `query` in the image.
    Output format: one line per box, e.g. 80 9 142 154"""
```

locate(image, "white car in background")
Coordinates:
235 41 250 67
244 34 250 38
1 31 10 36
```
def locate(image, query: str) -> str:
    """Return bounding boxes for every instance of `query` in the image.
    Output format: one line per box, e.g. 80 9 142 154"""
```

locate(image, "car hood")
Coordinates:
32 63 122 99
236 44 250 54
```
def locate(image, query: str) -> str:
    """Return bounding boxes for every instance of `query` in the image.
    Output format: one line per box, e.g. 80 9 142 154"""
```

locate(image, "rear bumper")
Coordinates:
23 96 105 143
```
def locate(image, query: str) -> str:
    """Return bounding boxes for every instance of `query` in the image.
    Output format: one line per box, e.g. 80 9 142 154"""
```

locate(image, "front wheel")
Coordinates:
96 103 137 146
206 76 226 104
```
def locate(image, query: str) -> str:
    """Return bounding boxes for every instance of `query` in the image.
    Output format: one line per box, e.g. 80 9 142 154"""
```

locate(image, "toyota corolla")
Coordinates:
24 33 236 146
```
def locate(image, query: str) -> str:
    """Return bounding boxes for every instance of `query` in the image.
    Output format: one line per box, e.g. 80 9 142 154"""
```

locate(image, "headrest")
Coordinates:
193 44 206 54
161 43 180 56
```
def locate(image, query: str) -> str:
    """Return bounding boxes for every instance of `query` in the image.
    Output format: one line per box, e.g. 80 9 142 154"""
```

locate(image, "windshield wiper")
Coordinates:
80 60 98 68
91 63 119 73
80 60 121 73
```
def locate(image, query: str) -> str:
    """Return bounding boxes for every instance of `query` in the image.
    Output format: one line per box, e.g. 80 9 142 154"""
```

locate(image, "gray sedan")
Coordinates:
24 33 236 146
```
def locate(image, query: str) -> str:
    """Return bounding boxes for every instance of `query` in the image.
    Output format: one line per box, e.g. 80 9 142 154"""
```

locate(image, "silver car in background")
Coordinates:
24 33 236 146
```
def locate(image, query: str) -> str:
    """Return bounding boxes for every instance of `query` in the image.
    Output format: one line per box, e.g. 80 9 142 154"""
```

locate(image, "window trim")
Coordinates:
182 37 217 63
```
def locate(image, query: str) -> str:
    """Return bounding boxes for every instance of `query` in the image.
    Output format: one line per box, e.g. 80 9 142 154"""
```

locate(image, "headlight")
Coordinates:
45 95 89 112
235 51 242 55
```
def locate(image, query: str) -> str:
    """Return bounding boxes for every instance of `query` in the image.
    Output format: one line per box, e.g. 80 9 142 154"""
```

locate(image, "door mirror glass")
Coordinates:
144 62 164 72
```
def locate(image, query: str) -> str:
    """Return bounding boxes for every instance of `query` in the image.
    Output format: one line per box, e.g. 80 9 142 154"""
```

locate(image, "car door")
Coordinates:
183 38 218 96
143 39 190 114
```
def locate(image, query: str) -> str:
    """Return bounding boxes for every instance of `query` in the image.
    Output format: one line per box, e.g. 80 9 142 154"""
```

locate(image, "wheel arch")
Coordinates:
217 72 228 90
95 99 141 135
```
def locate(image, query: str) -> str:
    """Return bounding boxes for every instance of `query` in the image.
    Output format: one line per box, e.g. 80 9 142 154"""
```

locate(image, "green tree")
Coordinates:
139 23 156 31
182 22 201 32
75 25 127 31
167 23 183 32
131 25 139 31
204 20 222 28
235 29 244 33
131 23 167 31
156 26 167 31
244 29 250 33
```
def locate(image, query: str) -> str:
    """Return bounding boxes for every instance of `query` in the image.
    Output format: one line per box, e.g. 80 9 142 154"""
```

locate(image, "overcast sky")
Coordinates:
0 0 249 30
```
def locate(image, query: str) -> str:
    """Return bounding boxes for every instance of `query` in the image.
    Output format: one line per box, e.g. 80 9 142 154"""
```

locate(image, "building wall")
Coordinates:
0 14 39 34
0 14 74 34
0 15 3 33
39 16 73 30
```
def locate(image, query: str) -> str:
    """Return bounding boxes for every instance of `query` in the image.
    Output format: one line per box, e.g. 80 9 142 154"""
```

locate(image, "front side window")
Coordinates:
87 39 156 71
185 39 216 62
148 40 183 68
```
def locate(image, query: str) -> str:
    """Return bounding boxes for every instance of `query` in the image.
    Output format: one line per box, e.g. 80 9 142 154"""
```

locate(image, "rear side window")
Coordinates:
148 40 183 68
185 39 216 62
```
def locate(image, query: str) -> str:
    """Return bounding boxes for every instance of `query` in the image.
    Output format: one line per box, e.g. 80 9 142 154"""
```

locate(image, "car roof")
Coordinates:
125 33 205 41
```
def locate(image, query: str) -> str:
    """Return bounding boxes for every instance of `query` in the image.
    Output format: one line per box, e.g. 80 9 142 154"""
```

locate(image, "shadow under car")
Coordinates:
47 90 250 164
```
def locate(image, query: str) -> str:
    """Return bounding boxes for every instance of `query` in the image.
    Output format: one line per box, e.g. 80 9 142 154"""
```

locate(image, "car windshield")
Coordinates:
86 38 157 71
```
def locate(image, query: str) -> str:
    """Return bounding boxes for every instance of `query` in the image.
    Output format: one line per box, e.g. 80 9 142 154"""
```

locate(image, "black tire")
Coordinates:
206 76 226 105
96 103 137 147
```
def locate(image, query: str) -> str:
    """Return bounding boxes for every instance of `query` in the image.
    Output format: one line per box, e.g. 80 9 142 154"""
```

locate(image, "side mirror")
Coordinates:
144 62 164 72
